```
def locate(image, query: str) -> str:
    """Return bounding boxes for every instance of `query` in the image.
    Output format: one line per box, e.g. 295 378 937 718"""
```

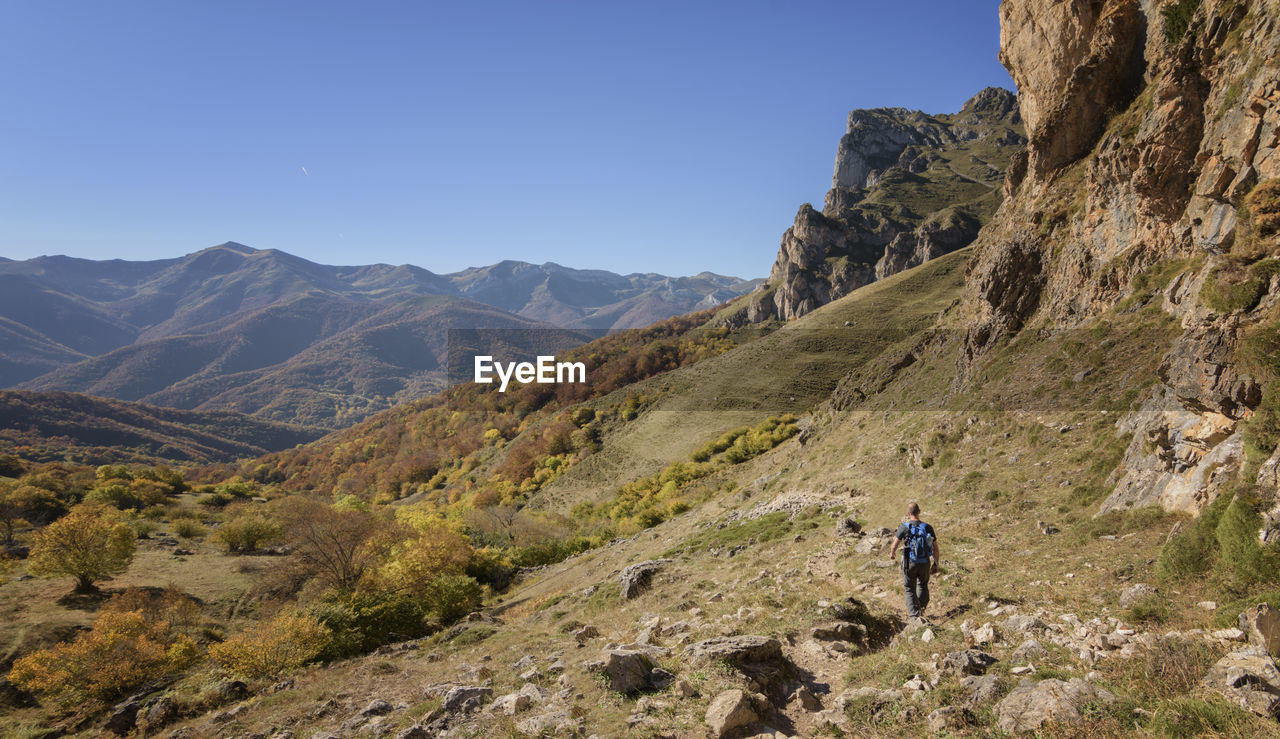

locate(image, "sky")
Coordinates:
0 1 1013 278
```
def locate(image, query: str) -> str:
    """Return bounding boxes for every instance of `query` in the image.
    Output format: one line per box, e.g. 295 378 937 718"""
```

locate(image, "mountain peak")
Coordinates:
211 241 258 254
959 86 1019 117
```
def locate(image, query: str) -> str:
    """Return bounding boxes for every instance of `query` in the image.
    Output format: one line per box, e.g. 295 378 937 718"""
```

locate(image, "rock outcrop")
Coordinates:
746 88 1024 322
955 0 1280 519
995 678 1117 732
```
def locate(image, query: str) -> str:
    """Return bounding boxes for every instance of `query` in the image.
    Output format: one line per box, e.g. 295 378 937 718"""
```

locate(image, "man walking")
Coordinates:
889 502 939 622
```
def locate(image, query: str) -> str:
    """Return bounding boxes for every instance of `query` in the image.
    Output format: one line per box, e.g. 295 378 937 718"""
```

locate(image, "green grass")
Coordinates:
668 509 824 556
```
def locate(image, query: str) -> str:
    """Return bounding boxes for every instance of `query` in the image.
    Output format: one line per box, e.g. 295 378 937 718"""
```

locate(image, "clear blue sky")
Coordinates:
0 1 1012 278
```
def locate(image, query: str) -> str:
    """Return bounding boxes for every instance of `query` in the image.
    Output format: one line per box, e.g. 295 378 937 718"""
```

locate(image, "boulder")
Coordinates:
141 697 178 730
441 685 491 714
104 699 142 735
207 680 248 706
1120 583 1157 608
514 707 579 736
927 706 970 733
995 678 1116 732
705 689 760 738
835 517 862 537
1012 639 1048 664
941 649 998 677
619 559 671 599
359 699 393 717
395 728 431 739
1238 603 1280 656
685 635 784 666
1201 646 1280 717
961 674 1003 705
599 650 654 694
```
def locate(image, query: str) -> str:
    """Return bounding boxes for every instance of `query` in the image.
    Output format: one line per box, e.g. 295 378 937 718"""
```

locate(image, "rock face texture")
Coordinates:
747 88 1025 322
955 0 1280 519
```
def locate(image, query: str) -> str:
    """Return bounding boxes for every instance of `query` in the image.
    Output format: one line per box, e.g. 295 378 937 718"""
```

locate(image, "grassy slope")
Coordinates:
6 253 1270 736
536 249 970 511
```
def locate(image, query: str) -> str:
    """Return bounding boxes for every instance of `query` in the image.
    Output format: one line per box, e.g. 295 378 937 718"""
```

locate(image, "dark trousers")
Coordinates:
903 560 931 618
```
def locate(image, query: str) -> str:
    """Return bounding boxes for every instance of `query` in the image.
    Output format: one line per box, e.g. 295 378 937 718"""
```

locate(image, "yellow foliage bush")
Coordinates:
208 611 331 678
28 505 135 591
8 594 200 704
375 527 472 596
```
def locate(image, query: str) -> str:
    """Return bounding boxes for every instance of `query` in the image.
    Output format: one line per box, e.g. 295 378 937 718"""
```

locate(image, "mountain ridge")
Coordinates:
0 245 759 426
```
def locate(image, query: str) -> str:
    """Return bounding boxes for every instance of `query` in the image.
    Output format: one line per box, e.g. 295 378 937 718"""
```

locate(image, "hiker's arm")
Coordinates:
889 537 900 557
931 540 940 572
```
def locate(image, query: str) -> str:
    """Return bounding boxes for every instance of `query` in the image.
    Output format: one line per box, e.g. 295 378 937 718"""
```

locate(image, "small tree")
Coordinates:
0 482 62 545
28 506 135 592
276 497 383 591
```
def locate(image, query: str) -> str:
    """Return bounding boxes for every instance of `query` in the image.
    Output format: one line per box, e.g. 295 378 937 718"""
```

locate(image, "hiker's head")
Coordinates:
906 502 920 518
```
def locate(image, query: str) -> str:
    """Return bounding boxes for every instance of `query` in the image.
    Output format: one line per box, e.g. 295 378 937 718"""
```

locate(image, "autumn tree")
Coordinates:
275 497 386 592
28 506 135 592
0 482 62 545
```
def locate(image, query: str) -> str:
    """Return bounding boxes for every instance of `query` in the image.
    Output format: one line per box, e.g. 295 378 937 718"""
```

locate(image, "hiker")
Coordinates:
888 502 939 622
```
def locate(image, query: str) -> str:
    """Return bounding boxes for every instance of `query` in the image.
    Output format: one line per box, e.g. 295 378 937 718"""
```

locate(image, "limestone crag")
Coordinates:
747 88 1025 322
956 0 1280 517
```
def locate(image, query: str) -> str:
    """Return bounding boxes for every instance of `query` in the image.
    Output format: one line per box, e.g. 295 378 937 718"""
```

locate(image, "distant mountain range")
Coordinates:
0 243 759 427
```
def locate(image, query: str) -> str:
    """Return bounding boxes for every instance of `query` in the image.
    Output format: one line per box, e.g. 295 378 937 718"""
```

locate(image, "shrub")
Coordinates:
1244 385 1280 461
310 590 431 660
422 573 483 622
174 519 205 539
1160 0 1200 44
465 547 517 590
376 528 473 596
8 591 200 704
1158 492 1229 580
1247 179 1280 237
132 520 158 538
28 506 135 592
1199 264 1268 313
216 510 282 553
1216 491 1280 582
1127 594 1170 624
208 611 331 678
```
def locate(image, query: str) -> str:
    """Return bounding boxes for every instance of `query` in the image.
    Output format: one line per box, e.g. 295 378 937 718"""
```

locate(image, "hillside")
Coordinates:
745 87 1025 322
0 244 757 427
0 390 325 465
7 1 1280 737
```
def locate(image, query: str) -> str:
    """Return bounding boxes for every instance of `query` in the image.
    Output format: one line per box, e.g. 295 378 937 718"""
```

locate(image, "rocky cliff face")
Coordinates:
957 0 1280 517
747 88 1025 322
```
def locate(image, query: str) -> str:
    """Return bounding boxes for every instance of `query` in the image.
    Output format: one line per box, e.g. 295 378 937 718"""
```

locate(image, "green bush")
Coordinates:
310 590 431 660
465 547 517 590
1244 385 1280 462
1158 492 1229 580
508 535 597 568
1216 492 1280 583
1160 0 1200 44
215 512 282 553
422 573 483 622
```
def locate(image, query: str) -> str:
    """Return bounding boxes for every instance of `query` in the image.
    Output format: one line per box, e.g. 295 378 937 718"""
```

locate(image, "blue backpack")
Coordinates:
906 521 933 565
